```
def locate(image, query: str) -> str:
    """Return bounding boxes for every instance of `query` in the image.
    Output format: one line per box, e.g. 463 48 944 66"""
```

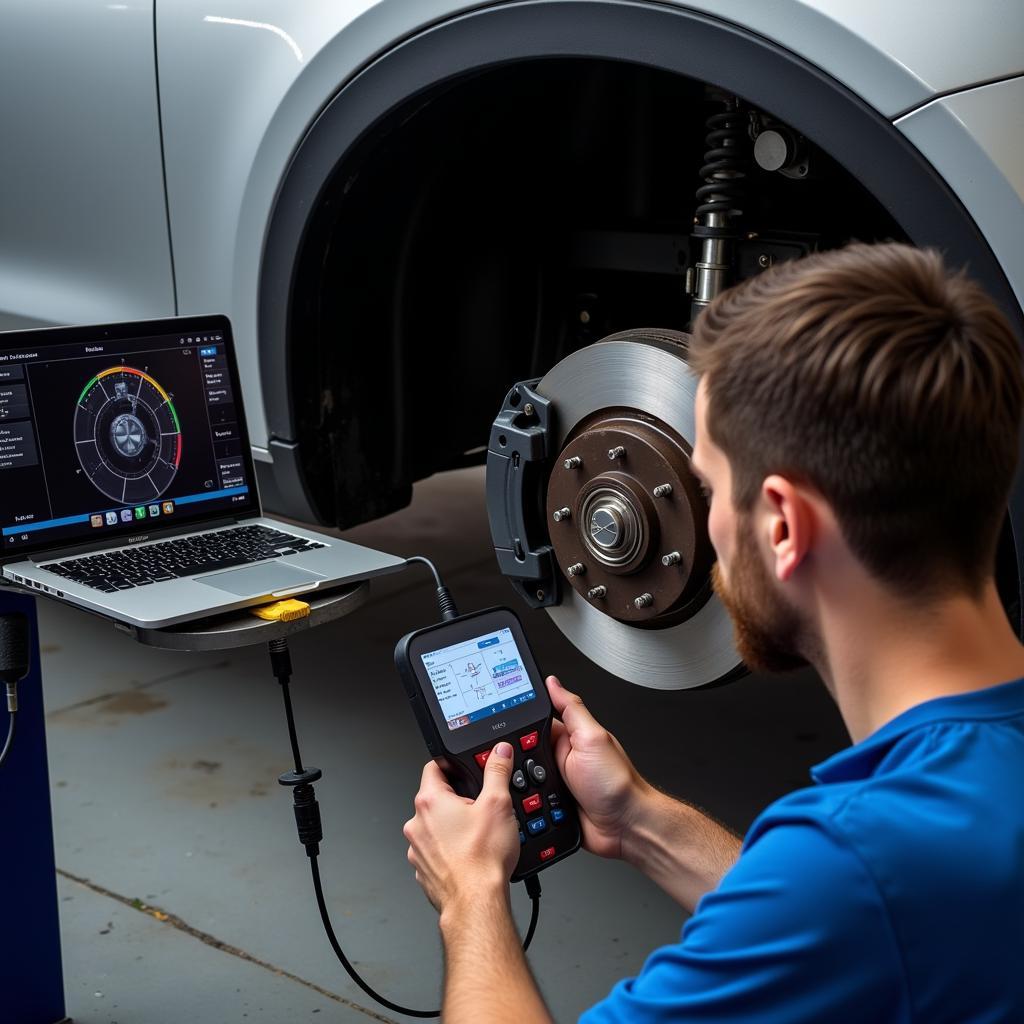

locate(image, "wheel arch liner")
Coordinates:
258 0 1024 616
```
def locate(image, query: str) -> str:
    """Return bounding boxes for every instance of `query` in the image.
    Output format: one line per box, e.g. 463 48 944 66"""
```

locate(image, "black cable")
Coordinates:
0 711 15 769
524 874 543 949
0 612 29 769
310 854 440 1018
403 555 443 589
270 636 304 773
310 853 542 1019
270 557 543 1018
403 557 460 620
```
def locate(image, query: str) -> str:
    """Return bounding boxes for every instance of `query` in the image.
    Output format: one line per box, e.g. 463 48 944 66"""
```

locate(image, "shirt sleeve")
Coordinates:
579 820 908 1023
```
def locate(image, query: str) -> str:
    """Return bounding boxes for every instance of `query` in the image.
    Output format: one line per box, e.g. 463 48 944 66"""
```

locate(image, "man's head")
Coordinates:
687 242 1023 673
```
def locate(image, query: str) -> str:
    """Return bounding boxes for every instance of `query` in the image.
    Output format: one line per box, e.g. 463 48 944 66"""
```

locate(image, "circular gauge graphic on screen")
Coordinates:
73 366 182 504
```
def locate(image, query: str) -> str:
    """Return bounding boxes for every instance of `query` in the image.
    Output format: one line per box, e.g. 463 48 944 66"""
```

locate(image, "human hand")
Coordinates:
546 675 652 861
403 742 520 915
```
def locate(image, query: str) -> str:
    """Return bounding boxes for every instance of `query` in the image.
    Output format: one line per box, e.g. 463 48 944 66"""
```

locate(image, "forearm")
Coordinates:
623 785 743 914
440 889 553 1024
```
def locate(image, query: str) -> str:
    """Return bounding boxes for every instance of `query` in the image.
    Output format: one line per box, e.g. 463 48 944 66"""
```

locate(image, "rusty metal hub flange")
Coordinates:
547 411 714 623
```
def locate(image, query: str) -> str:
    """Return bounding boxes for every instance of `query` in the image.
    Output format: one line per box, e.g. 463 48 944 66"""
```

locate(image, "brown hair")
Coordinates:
688 242 1023 599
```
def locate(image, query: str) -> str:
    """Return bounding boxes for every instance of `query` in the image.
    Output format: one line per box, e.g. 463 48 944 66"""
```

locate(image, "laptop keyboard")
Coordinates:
40 525 326 594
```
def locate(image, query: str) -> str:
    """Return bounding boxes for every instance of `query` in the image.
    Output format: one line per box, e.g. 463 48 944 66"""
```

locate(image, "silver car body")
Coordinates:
2 1 1021 445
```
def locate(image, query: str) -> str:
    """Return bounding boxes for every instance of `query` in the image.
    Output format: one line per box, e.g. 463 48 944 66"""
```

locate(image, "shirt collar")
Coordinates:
811 674 1024 784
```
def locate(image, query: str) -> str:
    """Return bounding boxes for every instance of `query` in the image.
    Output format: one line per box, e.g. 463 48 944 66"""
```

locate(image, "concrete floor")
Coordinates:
40 467 850 1023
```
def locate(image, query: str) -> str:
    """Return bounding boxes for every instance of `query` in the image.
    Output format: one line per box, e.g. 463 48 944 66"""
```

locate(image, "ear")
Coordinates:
760 475 817 582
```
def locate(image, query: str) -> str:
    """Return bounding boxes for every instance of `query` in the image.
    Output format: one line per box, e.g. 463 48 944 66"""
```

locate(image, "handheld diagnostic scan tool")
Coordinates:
396 607 581 879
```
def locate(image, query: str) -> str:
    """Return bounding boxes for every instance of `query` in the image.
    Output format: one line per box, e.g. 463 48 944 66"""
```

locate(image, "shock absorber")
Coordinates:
689 97 747 323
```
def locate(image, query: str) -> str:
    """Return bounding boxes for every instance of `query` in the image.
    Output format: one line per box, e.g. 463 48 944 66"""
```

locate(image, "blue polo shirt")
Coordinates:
580 676 1024 1023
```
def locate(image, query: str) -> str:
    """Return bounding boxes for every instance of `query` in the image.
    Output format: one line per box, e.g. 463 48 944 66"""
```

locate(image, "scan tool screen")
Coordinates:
420 627 537 731
0 322 259 556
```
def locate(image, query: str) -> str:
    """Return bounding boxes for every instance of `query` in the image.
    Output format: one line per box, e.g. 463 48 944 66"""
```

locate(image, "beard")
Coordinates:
711 520 813 674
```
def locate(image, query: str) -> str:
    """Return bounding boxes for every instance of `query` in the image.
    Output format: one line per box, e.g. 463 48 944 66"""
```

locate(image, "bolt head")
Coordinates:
524 402 535 416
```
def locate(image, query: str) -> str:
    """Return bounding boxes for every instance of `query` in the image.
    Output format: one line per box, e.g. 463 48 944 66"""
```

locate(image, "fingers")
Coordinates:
419 759 453 793
546 675 603 739
551 718 572 771
480 741 514 799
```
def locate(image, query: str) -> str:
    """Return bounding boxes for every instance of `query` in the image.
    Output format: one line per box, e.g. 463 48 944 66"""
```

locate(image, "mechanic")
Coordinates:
403 242 1024 1022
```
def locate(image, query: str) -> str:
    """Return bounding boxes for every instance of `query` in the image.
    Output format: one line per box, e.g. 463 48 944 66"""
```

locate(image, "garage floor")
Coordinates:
40 467 849 1023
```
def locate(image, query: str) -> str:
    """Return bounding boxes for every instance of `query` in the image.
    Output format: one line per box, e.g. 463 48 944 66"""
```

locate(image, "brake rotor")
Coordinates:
536 330 742 690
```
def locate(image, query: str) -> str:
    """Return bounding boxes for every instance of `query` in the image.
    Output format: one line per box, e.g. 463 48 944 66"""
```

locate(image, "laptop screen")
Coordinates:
0 315 260 558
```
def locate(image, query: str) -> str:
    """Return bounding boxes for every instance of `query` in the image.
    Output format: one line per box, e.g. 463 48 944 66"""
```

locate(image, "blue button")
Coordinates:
551 808 566 825
526 816 547 835
519 830 527 845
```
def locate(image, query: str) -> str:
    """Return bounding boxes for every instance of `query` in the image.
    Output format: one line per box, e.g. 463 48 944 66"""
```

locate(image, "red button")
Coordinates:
522 793 543 813
519 731 539 751
539 846 556 861
474 750 491 769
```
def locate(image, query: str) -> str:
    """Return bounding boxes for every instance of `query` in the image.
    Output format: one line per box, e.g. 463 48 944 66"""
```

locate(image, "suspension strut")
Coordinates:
689 97 748 323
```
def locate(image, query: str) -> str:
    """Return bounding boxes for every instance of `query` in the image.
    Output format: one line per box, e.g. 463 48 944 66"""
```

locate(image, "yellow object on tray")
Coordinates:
251 598 311 622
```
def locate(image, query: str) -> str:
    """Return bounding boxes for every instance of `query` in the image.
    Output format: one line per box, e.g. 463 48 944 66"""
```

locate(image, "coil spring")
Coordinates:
694 107 747 225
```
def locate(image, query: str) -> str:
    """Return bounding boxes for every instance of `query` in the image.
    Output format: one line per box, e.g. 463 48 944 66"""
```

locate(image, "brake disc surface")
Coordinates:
536 335 742 689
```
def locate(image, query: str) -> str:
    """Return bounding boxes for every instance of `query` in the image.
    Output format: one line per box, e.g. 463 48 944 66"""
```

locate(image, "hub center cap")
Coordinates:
589 506 624 549
580 489 642 567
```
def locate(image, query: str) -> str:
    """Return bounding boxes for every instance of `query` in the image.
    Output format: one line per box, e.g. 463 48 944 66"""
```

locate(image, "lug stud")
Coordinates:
662 551 682 567
587 585 607 600
653 483 673 498
553 507 572 523
608 446 626 461
633 593 654 609
563 455 583 469
567 562 586 577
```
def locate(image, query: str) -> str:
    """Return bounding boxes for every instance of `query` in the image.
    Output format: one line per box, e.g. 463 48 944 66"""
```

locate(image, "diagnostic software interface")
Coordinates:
0 325 257 555
421 627 537 731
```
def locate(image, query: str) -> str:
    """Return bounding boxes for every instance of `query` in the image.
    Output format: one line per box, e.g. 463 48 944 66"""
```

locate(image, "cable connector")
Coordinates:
253 598 311 623
5 681 17 713
286 780 324 857
268 636 293 682
435 584 459 621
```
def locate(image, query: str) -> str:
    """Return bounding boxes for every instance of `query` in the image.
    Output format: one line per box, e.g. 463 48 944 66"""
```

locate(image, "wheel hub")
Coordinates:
531 330 743 689
547 411 714 623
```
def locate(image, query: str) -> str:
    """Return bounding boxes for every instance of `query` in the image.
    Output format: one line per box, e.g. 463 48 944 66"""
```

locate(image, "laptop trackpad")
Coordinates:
198 563 326 597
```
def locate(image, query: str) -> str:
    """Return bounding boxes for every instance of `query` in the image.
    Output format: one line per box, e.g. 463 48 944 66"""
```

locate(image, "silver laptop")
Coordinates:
0 314 405 627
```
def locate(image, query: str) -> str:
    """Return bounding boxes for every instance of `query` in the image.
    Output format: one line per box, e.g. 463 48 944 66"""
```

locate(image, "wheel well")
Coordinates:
257 0 1024 626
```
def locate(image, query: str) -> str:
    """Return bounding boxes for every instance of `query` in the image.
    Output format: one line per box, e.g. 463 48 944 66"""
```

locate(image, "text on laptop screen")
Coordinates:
0 320 259 555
